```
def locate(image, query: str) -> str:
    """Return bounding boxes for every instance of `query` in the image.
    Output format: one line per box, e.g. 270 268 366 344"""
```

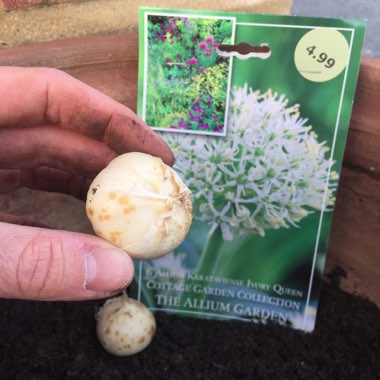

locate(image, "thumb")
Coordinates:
0 222 134 301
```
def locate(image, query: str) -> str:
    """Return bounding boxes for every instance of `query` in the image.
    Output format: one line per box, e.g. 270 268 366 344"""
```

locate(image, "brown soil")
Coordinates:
0 268 379 379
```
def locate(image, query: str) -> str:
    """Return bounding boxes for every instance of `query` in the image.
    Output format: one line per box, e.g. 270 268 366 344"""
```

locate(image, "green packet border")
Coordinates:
134 7 367 332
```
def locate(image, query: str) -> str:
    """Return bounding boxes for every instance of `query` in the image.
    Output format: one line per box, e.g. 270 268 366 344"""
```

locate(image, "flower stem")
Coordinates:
196 226 224 276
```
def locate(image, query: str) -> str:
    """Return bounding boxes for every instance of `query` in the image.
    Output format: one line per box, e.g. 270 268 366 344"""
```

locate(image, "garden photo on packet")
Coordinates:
136 8 366 332
142 13 235 136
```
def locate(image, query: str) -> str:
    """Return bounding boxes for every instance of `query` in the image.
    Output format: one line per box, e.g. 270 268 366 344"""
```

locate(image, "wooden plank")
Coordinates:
327 56 380 305
0 34 379 304
345 57 380 172
0 33 140 111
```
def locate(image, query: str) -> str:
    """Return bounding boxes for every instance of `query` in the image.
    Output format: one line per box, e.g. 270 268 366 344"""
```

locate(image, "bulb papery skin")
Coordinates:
96 293 156 356
86 152 193 259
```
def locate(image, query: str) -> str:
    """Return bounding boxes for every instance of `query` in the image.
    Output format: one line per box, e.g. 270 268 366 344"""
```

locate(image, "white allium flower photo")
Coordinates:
164 84 338 241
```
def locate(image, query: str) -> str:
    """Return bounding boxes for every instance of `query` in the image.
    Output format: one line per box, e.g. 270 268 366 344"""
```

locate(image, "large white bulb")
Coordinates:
86 152 192 259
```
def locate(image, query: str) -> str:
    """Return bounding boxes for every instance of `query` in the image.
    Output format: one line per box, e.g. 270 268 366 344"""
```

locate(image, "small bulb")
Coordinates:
86 152 192 259
96 293 156 356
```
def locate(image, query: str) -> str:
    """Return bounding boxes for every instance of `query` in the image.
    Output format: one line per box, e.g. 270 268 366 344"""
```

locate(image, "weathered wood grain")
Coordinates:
327 57 380 305
0 33 139 110
0 34 379 305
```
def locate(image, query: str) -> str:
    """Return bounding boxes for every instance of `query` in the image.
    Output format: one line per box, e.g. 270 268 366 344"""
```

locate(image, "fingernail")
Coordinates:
85 247 134 292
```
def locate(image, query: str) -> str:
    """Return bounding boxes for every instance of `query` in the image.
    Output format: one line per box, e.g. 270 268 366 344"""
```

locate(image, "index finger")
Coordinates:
0 66 174 166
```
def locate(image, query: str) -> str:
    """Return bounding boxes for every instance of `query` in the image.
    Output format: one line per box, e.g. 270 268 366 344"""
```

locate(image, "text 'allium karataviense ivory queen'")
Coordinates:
165 84 338 241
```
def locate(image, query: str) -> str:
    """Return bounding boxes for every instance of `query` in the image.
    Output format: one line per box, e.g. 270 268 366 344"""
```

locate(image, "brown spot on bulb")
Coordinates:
118 195 129 205
109 192 116 199
137 336 145 344
87 208 94 216
180 191 192 213
123 205 135 213
156 218 169 243
166 201 174 211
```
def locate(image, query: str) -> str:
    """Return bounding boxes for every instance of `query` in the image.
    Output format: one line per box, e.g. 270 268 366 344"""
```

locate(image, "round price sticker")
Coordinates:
294 28 350 82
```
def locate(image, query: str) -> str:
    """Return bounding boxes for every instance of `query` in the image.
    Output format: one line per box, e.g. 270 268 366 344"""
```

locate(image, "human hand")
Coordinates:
0 67 174 301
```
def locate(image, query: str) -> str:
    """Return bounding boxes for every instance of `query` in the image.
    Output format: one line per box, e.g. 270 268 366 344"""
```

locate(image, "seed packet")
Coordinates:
133 7 366 332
